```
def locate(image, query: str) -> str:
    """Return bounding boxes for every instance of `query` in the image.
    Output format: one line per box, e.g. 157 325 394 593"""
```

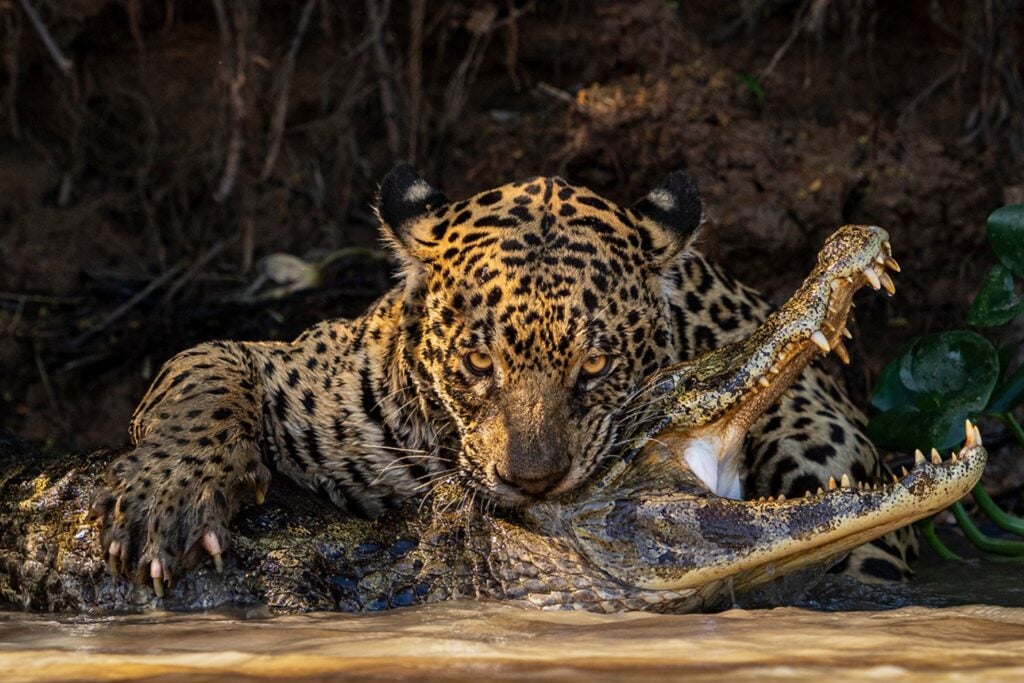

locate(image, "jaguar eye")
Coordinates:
580 353 611 379
465 351 494 376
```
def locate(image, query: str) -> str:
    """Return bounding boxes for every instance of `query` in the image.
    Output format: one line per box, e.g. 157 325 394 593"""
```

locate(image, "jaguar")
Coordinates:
92 165 915 596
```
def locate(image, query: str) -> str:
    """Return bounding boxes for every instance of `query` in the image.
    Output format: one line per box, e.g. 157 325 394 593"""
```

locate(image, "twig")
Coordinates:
898 61 961 127
709 0 773 45
2 296 25 338
34 341 66 431
16 0 72 76
211 0 249 203
535 81 575 105
0 292 82 304
259 0 317 181
503 0 521 90
161 237 234 304
437 5 497 142
365 0 401 158
72 264 184 347
759 0 812 81
1 5 22 139
406 0 425 162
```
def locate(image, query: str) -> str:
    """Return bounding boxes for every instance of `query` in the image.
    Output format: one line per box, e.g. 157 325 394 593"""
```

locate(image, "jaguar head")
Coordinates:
376 165 703 506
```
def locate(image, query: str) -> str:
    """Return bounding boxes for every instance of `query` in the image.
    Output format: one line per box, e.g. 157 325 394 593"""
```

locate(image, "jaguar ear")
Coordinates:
631 170 704 263
375 164 450 265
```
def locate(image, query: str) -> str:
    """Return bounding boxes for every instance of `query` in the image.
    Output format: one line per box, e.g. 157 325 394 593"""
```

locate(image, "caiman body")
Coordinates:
0 226 985 614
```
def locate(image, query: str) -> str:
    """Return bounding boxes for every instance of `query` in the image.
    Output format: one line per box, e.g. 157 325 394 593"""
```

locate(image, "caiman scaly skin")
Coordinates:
0 227 985 613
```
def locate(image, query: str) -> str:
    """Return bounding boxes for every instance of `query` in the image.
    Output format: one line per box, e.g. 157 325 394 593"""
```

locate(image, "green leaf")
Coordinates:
868 406 974 452
739 74 764 103
897 331 999 410
870 346 918 411
868 331 1000 451
968 265 1024 326
990 363 1024 413
988 205 1024 278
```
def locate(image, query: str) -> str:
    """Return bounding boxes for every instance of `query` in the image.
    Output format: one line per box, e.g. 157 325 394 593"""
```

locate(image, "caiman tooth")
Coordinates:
777 493 786 502
914 449 926 465
804 491 812 498
863 268 881 290
769 365 781 375
892 472 899 483
884 255 901 272
930 448 942 464
759 376 771 388
841 327 853 339
830 279 842 292
964 419 977 448
901 465 910 478
879 271 896 295
828 476 838 491
833 340 851 365
811 331 831 353
816 486 824 495
840 473 851 488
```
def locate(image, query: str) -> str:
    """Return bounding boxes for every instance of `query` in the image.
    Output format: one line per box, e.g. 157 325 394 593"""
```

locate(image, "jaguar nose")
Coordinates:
495 462 570 498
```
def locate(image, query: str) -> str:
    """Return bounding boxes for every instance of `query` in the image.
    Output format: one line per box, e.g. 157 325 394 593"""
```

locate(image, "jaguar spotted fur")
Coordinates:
92 165 916 594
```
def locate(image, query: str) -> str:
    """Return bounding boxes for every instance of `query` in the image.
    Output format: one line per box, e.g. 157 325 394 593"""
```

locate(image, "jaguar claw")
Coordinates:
150 559 165 598
202 531 224 573
107 541 121 578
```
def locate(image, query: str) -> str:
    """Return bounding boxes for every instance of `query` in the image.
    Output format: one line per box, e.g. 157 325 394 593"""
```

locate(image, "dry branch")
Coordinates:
16 0 71 75
260 0 318 181
366 0 401 158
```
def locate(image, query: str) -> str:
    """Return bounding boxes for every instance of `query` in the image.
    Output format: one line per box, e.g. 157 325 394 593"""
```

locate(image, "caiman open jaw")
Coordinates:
526 224 985 609
631 225 902 499
564 421 985 596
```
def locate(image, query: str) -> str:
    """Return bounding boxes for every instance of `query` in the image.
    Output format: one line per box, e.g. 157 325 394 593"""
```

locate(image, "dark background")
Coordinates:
1 1 1021 499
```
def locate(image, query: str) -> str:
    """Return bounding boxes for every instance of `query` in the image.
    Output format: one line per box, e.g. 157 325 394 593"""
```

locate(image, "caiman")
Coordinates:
0 225 985 613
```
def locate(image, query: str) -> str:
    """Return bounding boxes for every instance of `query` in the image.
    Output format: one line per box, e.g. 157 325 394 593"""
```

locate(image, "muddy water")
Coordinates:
2 562 1023 682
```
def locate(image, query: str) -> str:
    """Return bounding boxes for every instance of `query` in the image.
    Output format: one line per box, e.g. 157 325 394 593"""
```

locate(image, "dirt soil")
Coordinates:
1 1 1022 498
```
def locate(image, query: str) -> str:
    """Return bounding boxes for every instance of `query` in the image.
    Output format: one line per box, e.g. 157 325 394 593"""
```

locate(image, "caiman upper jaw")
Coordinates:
638 225 902 498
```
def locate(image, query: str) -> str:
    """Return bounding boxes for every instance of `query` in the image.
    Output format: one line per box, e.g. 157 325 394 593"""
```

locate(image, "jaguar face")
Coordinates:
376 166 703 506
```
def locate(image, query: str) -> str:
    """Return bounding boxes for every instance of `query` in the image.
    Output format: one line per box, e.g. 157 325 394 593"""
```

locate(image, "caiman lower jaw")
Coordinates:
627 421 986 593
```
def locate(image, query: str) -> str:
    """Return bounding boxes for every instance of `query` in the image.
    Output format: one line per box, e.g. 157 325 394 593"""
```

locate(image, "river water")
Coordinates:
2 560 1023 681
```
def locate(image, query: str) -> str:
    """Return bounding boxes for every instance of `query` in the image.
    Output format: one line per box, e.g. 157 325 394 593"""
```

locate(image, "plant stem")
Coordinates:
972 484 1024 536
919 517 962 560
1000 411 1024 448
951 502 1024 556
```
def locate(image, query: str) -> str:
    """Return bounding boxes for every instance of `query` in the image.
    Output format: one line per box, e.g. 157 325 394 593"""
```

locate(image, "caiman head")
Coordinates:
522 224 986 608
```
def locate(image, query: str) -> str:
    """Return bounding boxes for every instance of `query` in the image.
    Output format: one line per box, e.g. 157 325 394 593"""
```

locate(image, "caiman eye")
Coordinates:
464 351 494 376
580 353 611 379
